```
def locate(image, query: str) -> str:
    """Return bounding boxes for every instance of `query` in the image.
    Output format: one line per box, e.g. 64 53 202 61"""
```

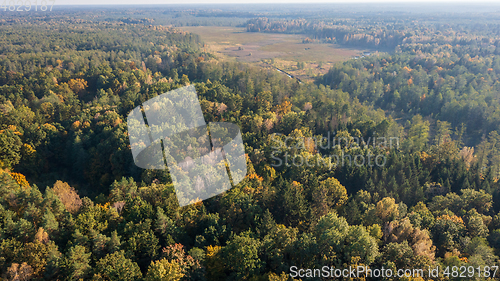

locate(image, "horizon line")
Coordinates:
49 1 500 6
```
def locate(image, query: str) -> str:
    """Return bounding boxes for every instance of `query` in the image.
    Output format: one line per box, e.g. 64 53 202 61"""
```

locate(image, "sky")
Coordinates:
55 0 499 5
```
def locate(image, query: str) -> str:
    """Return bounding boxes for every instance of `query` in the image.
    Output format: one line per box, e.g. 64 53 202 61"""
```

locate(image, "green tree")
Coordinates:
403 115 430 152
0 129 22 168
64 245 91 280
92 251 142 281
223 233 263 279
434 120 452 145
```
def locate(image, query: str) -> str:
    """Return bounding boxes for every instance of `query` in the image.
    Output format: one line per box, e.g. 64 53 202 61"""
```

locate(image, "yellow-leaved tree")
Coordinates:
145 259 184 281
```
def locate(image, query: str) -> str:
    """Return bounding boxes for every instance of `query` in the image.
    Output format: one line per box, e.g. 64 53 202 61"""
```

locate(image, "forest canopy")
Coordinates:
1 5 500 281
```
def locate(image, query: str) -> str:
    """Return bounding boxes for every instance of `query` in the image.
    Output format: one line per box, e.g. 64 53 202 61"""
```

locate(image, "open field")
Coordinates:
179 26 375 81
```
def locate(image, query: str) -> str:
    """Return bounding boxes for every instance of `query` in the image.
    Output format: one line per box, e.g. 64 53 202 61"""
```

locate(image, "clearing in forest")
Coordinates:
179 26 375 82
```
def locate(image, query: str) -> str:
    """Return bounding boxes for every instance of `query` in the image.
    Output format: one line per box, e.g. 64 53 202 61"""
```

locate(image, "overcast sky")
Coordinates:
55 0 499 5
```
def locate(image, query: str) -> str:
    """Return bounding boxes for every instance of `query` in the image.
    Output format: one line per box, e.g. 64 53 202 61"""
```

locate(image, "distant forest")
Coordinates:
1 5 500 281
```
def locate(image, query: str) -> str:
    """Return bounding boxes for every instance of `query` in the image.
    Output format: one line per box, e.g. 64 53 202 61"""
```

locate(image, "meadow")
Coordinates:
180 26 372 81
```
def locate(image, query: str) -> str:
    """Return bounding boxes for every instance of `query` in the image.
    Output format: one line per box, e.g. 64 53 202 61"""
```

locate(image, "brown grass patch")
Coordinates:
179 26 376 81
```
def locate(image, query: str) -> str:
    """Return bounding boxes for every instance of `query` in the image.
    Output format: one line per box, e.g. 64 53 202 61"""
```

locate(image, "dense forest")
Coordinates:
1 5 500 281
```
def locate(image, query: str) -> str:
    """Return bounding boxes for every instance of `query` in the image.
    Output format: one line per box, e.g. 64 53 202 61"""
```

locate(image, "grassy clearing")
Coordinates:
180 26 376 81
